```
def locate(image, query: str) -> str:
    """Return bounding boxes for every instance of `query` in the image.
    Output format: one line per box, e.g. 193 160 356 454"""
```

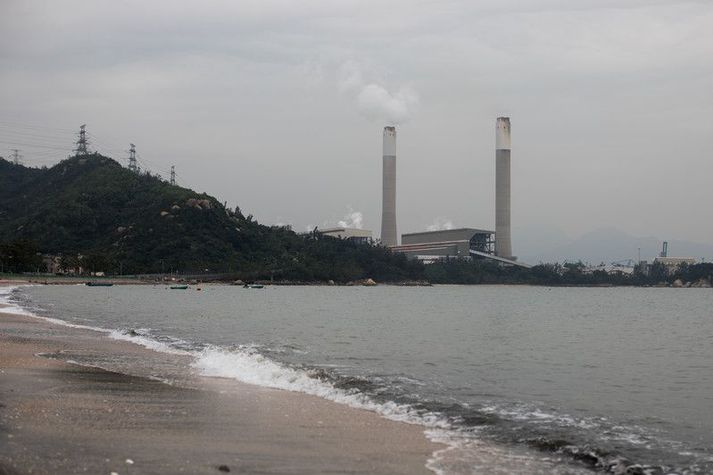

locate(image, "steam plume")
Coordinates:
338 61 419 125
426 217 454 232
338 207 364 229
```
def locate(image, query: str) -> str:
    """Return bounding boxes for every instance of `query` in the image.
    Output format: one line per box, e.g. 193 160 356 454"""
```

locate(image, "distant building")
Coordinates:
390 228 495 262
584 264 635 276
41 255 61 274
317 227 373 245
652 256 696 272
391 228 531 268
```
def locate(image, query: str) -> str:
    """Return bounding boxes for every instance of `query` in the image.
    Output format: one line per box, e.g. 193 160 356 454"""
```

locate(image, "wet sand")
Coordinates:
0 307 441 474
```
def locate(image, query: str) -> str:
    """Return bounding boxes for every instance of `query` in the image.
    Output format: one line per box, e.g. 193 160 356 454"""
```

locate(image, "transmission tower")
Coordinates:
128 143 138 173
170 165 176 185
10 149 22 165
74 124 90 155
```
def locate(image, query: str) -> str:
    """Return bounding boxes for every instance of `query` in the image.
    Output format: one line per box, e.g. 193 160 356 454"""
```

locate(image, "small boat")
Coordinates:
243 283 264 289
170 284 189 290
86 281 113 287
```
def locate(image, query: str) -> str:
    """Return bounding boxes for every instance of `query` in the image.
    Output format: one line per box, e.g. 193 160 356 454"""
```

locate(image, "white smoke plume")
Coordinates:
337 207 364 229
338 61 419 125
426 217 455 232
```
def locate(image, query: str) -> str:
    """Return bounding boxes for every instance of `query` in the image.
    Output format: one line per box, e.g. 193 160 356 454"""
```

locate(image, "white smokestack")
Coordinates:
495 117 513 259
496 117 511 150
381 126 397 247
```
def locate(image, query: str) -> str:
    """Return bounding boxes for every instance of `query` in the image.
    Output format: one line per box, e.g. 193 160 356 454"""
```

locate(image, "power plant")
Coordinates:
380 126 398 247
315 118 523 266
385 117 528 268
495 117 513 259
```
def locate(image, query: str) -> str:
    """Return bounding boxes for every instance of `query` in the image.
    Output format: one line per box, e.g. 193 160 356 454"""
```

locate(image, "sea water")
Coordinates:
5 284 713 474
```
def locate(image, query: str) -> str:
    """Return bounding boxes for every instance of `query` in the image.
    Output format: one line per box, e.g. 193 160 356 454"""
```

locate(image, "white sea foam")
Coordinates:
107 329 191 356
0 285 36 316
191 345 450 429
481 403 603 430
1 285 103 331
0 285 16 297
424 428 594 475
17 308 109 332
0 302 35 316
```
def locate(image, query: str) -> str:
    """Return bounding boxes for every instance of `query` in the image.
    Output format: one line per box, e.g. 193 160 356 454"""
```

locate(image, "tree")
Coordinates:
649 261 668 283
59 255 81 274
0 239 43 273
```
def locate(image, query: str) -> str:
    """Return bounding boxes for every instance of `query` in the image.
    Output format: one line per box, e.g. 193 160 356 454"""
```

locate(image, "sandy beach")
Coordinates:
0 297 441 474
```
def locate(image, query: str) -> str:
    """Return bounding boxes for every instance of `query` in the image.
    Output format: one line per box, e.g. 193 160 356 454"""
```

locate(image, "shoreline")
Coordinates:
0 298 442 474
4 276 709 289
2 276 434 287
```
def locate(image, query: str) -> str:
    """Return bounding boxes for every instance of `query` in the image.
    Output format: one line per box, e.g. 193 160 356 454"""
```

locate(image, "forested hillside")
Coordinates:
0 154 423 282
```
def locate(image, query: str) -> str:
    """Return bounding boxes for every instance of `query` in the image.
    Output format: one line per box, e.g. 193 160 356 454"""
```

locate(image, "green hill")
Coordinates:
0 154 423 282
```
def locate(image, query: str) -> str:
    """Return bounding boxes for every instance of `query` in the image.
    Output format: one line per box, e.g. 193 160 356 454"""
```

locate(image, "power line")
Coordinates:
0 128 73 143
26 147 62 157
0 140 71 152
14 146 66 161
86 132 125 156
0 120 75 133
0 123 76 163
85 131 125 150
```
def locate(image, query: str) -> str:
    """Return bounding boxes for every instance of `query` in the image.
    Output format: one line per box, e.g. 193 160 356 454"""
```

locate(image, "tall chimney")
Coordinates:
381 126 397 247
495 117 513 259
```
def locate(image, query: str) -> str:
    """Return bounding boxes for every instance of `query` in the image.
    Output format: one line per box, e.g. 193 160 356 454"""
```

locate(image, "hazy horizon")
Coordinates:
2 0 712 254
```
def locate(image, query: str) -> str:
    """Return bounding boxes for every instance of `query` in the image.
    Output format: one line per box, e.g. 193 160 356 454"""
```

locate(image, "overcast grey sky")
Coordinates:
2 0 712 256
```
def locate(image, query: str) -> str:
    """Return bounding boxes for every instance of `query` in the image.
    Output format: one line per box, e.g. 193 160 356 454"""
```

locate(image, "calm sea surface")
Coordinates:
10 285 713 474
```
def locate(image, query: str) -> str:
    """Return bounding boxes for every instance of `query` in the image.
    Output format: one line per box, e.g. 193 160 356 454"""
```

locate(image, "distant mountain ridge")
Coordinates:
0 154 422 281
523 227 713 265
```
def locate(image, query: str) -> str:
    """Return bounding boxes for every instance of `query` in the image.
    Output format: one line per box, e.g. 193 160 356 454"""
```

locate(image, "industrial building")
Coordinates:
317 227 373 245
652 256 697 270
390 228 494 262
391 228 529 267
651 242 696 272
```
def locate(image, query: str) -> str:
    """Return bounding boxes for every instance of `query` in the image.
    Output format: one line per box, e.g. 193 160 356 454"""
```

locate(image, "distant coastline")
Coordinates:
3 269 712 289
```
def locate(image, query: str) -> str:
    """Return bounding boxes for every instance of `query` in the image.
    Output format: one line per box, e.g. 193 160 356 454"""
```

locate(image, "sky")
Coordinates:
1 0 712 259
